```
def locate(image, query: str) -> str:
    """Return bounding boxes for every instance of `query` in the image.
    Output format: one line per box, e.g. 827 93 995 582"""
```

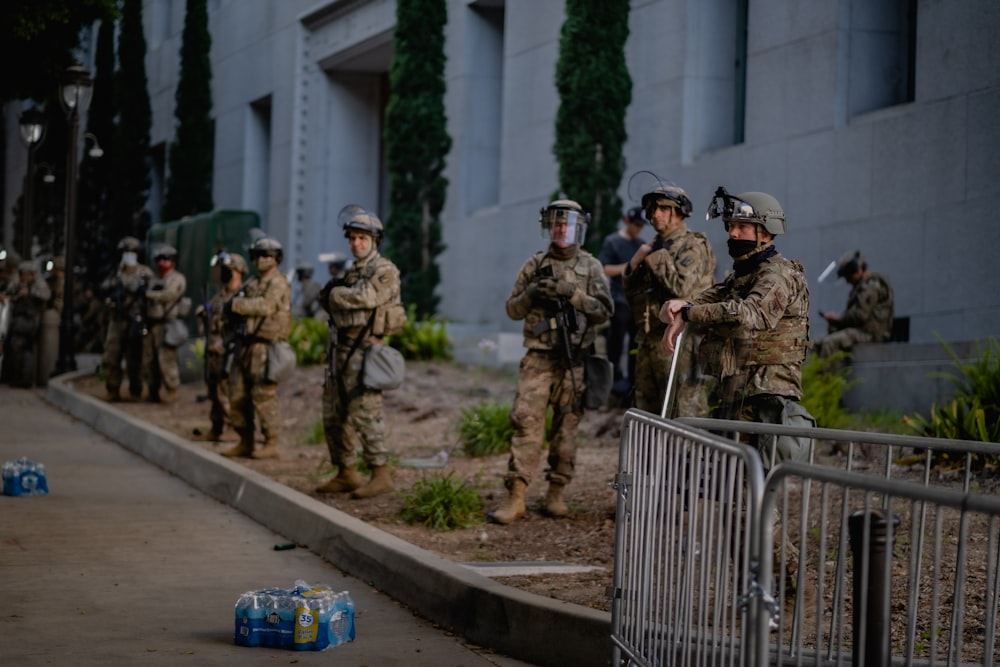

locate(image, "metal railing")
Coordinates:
610 409 1000 667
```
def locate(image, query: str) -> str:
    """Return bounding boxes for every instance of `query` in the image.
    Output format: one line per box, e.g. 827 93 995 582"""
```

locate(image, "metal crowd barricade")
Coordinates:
612 410 1000 667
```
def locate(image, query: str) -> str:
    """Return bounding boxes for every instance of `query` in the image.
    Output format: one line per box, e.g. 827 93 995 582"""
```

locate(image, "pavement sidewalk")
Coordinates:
0 384 535 666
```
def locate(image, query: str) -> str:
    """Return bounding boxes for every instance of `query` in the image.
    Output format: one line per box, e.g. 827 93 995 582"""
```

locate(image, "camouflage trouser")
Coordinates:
813 327 872 359
228 341 280 441
142 322 180 396
633 330 709 418
103 317 145 396
4 329 36 387
506 350 584 488
322 342 388 469
205 350 231 434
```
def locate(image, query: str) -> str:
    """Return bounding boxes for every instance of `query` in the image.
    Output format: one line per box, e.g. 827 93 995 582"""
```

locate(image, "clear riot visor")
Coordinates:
541 208 587 246
706 192 757 223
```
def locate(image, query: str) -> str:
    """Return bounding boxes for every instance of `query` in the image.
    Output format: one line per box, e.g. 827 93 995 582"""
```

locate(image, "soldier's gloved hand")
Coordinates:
535 277 559 300
554 278 576 298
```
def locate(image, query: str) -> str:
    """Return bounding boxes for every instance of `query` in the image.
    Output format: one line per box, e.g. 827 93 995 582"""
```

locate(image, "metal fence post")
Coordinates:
849 509 899 667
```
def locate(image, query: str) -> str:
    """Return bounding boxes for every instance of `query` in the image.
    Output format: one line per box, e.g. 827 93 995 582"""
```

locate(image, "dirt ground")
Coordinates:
72 359 626 612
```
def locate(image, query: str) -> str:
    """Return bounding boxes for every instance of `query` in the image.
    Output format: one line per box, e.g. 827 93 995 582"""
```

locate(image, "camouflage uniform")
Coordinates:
814 273 894 357
228 269 292 449
322 251 404 471
143 268 187 400
624 225 715 416
202 282 240 437
101 263 155 399
293 277 324 319
504 248 613 489
686 247 810 424
3 264 52 387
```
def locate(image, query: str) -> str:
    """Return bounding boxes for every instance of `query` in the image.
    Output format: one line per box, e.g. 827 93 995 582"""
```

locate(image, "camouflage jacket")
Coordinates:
687 249 810 400
230 269 292 342
103 265 155 321
623 226 716 342
829 273 894 342
6 276 52 333
328 253 405 339
145 270 187 322
506 247 613 354
205 284 240 354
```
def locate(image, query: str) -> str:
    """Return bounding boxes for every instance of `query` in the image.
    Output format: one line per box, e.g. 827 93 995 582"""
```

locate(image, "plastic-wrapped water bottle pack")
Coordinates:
234 579 355 650
2 457 49 496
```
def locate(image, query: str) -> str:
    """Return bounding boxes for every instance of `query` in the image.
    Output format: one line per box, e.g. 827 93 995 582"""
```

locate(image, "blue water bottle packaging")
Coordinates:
2 457 49 497
234 579 355 650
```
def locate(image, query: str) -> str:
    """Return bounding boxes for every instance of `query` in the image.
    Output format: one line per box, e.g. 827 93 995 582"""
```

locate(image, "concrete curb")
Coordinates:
46 372 612 667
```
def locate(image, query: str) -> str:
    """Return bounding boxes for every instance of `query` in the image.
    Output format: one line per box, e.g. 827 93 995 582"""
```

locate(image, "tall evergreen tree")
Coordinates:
162 0 214 221
553 0 632 254
77 16 116 289
111 0 153 246
384 0 452 317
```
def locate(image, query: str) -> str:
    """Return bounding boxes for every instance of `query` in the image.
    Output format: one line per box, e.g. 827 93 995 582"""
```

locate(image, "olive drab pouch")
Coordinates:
362 343 406 391
583 354 614 410
164 318 189 347
266 340 297 384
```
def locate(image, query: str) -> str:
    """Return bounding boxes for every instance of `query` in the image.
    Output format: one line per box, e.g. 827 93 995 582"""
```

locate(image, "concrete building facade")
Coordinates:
4 0 999 409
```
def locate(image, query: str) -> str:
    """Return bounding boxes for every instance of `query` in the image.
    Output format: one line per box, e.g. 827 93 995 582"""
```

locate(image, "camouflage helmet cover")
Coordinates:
641 185 693 219
212 251 249 275
153 243 178 260
117 236 142 253
249 237 284 264
295 262 314 277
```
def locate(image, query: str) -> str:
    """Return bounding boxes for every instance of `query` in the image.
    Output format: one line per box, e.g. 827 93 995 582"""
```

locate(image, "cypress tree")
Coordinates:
384 0 452 317
162 0 214 221
554 0 632 254
111 0 153 246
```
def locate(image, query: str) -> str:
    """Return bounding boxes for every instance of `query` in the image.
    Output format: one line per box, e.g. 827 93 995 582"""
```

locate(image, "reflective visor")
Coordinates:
542 208 587 247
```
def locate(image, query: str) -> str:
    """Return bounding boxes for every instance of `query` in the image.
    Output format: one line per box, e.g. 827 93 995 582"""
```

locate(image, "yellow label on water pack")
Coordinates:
294 606 318 644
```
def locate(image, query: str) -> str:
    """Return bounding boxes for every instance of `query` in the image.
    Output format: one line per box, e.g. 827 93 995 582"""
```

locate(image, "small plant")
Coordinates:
388 304 452 361
801 351 857 428
398 470 484 531
289 317 329 366
304 418 325 445
458 400 514 457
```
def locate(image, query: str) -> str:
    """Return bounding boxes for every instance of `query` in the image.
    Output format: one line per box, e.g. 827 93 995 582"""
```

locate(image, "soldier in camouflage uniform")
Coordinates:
291 262 324 319
143 244 188 403
814 250 894 358
2 261 51 387
193 251 248 442
316 206 406 499
488 200 613 525
661 188 811 458
623 184 716 417
101 237 155 401
221 237 292 460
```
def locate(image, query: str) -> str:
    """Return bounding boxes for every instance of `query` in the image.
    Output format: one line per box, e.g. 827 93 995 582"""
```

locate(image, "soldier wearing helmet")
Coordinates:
814 250 894 359
191 251 249 443
487 199 613 525
1 259 51 387
661 187 813 466
623 183 716 416
100 237 155 401
316 205 406 499
219 237 292 461
291 261 324 319
143 244 188 403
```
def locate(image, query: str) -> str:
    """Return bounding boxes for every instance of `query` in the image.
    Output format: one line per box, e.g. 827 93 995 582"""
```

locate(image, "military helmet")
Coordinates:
836 250 864 278
641 185 693 219
295 262 314 278
211 251 249 275
706 187 786 235
249 237 283 264
118 236 142 253
539 199 590 246
153 244 178 261
343 210 384 241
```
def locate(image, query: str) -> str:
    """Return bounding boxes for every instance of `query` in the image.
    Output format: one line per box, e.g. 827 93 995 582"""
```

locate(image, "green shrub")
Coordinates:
388 304 452 360
289 317 329 366
398 471 484 531
304 418 325 445
801 351 857 428
458 400 514 457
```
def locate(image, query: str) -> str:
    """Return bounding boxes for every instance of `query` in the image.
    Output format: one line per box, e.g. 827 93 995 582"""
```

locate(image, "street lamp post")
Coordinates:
18 107 47 260
53 65 94 376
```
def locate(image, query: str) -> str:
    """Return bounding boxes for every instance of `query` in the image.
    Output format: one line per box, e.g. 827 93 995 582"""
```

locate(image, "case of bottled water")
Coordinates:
233 579 355 650
2 457 49 496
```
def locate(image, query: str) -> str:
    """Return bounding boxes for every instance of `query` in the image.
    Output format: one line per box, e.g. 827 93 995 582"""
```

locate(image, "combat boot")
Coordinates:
488 479 527 525
252 437 280 460
221 431 253 458
104 389 121 403
543 482 569 518
315 466 363 494
351 465 394 499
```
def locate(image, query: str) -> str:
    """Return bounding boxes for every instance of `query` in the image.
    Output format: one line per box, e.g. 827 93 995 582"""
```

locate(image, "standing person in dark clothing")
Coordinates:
598 206 645 397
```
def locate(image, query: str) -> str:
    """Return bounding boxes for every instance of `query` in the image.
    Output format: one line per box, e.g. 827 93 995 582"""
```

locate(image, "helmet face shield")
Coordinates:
541 207 587 247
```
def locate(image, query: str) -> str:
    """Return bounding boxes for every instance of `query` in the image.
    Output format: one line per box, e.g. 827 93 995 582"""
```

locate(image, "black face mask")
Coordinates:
727 239 758 258
220 267 234 284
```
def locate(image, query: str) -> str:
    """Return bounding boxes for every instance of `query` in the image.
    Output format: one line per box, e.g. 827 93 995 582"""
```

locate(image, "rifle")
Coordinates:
530 264 582 402
319 276 345 391
221 289 247 380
